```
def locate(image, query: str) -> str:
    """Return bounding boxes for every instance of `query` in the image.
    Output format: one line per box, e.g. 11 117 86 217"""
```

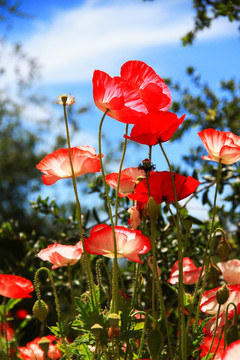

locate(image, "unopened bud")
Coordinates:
91 324 103 339
32 299 49 322
216 284 229 305
217 237 231 261
108 313 120 327
147 197 159 220
182 217 192 232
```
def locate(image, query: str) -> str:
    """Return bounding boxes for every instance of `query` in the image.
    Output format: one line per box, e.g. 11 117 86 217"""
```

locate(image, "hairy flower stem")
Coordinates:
193 160 222 329
67 265 75 308
34 267 70 360
62 103 98 310
159 142 185 360
98 110 119 313
224 302 237 349
115 124 128 226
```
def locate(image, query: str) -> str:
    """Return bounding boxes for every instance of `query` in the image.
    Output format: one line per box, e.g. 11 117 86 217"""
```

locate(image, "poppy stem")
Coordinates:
62 102 99 311
67 265 75 308
224 302 237 349
34 267 71 360
205 304 221 359
193 160 222 329
159 142 186 360
98 110 119 313
115 123 129 226
3 298 9 360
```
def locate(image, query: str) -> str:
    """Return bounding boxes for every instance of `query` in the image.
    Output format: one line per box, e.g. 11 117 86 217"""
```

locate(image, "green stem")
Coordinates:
148 145 152 161
62 103 98 310
98 110 119 313
159 142 185 359
206 304 221 359
3 298 9 360
115 124 128 226
67 265 75 307
224 302 237 349
194 160 222 329
34 267 71 360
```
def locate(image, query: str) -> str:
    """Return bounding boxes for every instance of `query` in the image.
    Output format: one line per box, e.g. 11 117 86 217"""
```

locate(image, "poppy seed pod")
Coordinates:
216 284 230 305
38 337 50 357
108 313 120 327
91 324 103 339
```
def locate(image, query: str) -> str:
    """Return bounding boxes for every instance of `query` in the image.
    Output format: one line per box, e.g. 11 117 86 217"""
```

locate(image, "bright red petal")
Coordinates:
0 274 34 299
121 60 172 111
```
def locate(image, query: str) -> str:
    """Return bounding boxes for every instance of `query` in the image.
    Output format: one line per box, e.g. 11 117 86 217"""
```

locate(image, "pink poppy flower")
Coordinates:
168 257 203 285
199 335 224 359
198 129 240 165
127 206 141 230
105 167 145 197
129 171 200 205
124 111 185 146
92 70 147 124
120 60 172 112
84 224 151 263
200 285 240 336
0 274 34 299
18 335 61 360
222 339 240 360
38 241 83 270
36 145 103 185
217 259 240 285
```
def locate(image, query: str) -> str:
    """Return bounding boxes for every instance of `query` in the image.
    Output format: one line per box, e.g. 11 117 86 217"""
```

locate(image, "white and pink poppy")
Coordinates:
198 129 240 165
84 224 151 263
168 257 203 285
36 145 103 185
222 339 240 360
217 259 240 285
105 167 145 197
38 241 83 270
200 285 240 336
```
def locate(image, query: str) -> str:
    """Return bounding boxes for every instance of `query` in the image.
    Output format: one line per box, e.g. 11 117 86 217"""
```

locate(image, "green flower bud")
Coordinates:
182 217 192 232
217 237 231 261
32 299 49 322
216 284 229 305
147 197 159 220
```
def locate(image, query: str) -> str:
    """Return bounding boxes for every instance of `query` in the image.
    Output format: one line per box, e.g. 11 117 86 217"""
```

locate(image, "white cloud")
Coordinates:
20 0 238 85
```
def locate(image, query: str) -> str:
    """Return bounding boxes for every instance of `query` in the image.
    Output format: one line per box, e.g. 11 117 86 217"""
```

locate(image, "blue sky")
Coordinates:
2 0 240 217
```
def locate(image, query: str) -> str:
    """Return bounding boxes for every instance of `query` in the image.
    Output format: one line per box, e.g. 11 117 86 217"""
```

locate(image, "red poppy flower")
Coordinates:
0 274 34 299
199 335 224 359
84 224 151 263
120 60 172 112
200 285 240 336
124 111 185 146
18 335 61 360
129 171 200 204
92 70 147 124
222 340 240 360
105 167 145 197
217 259 240 285
198 129 240 165
36 145 103 185
168 257 203 285
38 241 83 270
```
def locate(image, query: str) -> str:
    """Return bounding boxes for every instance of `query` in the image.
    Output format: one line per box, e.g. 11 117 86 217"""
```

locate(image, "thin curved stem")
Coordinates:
115 124 129 226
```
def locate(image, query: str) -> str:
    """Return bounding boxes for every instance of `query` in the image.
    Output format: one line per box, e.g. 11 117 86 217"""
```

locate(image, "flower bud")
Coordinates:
91 324 103 339
32 299 49 322
147 197 159 220
38 337 50 357
216 284 229 305
226 324 239 346
217 237 231 261
182 217 192 232
108 313 120 327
